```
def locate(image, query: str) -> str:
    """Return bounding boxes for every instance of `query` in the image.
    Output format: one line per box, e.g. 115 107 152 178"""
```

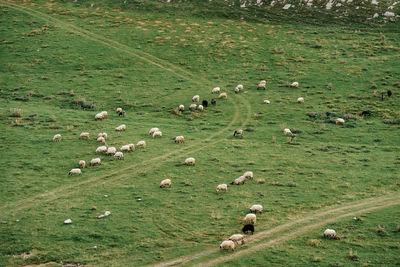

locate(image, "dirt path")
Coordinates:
149 193 400 267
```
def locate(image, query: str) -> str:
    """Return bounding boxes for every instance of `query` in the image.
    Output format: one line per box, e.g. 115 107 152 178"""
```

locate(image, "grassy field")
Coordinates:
0 0 399 266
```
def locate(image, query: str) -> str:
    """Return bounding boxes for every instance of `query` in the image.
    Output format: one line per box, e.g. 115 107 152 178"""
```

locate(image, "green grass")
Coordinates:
0 0 399 266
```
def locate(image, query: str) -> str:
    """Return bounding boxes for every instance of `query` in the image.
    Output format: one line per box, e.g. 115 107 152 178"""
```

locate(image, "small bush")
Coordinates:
9 108 22 117
376 225 387 236
348 248 359 261
308 239 321 247
73 98 94 110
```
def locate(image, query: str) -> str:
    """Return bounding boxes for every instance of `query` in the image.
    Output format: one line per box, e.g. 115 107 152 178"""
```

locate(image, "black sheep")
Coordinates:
388 90 392 97
211 99 216 105
118 111 126 117
242 224 254 235
381 93 385 101
361 110 372 116
202 100 208 107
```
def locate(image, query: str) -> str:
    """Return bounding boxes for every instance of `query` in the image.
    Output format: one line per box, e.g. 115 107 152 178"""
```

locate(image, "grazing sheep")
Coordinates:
128 143 135 150
250 204 263 213
174 136 184 143
185 157 195 165
114 151 124 159
106 147 117 155
137 140 146 149
219 240 235 251
236 84 244 91
96 146 107 153
64 219 72 224
216 184 228 193
79 160 86 168
69 168 82 175
79 132 90 139
160 179 171 188
243 171 253 179
116 107 123 113
98 132 108 139
149 128 160 135
283 128 292 135
97 136 105 143
118 110 126 117
233 129 243 137
361 110 372 116
231 176 246 185
53 134 62 142
258 80 266 90
211 99 216 105
264 100 270 104
90 158 101 166
234 87 240 94
189 104 197 110
197 105 204 111
179 104 185 111
229 234 245 245
95 113 104 120
202 100 208 107
120 145 131 152
297 97 304 103
101 111 108 117
244 213 256 224
335 118 345 124
192 95 200 102
212 87 220 94
291 81 299 88
153 131 162 138
242 224 255 234
115 124 126 131
323 229 337 238
387 90 392 97
218 92 227 99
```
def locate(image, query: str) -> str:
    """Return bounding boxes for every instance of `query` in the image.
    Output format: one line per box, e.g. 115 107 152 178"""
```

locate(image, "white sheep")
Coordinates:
98 132 107 139
323 229 337 238
283 128 292 135
234 87 240 94
64 219 72 224
243 171 253 179
152 130 162 138
258 80 266 90
115 124 126 131
185 157 195 165
212 87 220 94
233 129 243 137
179 105 184 111
218 92 227 99
197 105 204 111
216 184 228 193
101 111 108 117
264 100 270 104
69 168 82 175
116 107 123 113
53 134 62 142
106 147 116 155
244 213 257 224
236 84 244 91
229 234 245 245
297 97 304 103
335 118 345 124
79 160 86 168
219 240 235 250
231 176 247 185
97 136 105 143
137 140 146 149
192 95 200 102
189 104 197 110
174 136 184 143
120 145 131 152
90 158 101 166
149 128 159 135
114 151 124 159
95 113 104 120
250 204 263 213
128 143 135 150
79 132 90 139
160 179 171 188
96 146 107 153
291 81 299 88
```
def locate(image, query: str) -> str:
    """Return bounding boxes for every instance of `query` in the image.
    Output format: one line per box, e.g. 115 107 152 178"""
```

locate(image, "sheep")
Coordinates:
192 95 200 102
115 124 126 131
335 118 345 124
149 128 160 135
106 147 117 155
98 132 108 139
90 158 101 166
283 128 292 135
229 234 245 245
153 130 162 138
197 105 204 111
216 184 228 193
128 143 135 150
243 171 253 179
114 151 124 159
118 110 126 117
212 87 220 94
202 100 208 107
69 168 82 175
264 100 270 104
323 229 337 238
219 240 235 251
101 111 108 117
250 204 263 213
291 81 299 88
95 113 104 120
233 129 243 137
231 176 246 185
242 224 254 234
53 134 62 142
160 178 171 188
64 219 72 224
234 88 240 94
185 157 195 165
120 145 131 152
179 105 184 111
116 107 123 113
244 213 256 224
97 136 105 143
96 146 107 153
79 132 90 139
258 80 266 90
174 136 184 143
79 160 86 168
236 84 243 91
189 104 197 111
137 140 146 149
387 90 392 97
297 97 304 103
211 99 217 105
218 92 227 99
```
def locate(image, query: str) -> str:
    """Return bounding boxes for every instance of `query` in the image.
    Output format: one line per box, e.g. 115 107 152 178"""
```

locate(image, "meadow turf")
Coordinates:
0 0 399 266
